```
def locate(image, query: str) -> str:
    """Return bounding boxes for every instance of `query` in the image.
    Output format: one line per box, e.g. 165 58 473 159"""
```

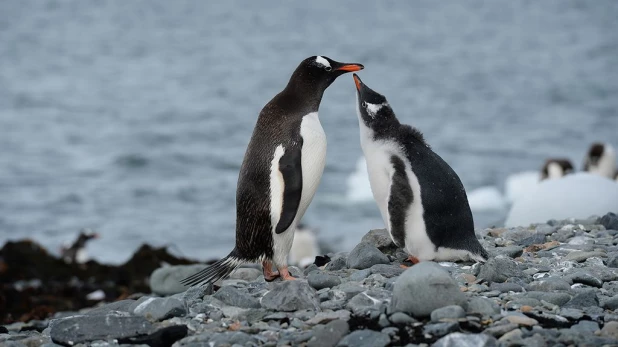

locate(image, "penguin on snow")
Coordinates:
181 56 363 286
352 74 488 264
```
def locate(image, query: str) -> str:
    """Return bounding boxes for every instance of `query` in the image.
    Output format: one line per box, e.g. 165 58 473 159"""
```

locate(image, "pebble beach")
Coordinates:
3 212 618 346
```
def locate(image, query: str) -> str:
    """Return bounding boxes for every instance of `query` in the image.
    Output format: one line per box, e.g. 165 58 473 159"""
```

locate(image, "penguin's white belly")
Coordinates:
359 137 439 261
271 112 326 266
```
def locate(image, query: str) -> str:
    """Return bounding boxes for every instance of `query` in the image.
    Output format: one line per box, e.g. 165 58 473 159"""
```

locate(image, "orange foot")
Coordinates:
278 266 297 281
400 255 420 269
262 260 280 282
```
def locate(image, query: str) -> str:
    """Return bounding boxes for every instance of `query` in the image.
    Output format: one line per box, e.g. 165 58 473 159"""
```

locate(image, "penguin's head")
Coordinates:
291 56 364 90
540 158 574 181
353 74 397 130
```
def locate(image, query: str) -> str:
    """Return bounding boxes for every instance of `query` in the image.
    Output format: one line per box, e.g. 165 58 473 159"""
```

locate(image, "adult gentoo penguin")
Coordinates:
181 56 363 286
352 74 487 264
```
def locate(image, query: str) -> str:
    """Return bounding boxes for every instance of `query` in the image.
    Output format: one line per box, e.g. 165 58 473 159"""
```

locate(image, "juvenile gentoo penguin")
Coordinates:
181 57 363 286
352 74 487 264
583 143 616 179
60 228 99 264
540 158 574 181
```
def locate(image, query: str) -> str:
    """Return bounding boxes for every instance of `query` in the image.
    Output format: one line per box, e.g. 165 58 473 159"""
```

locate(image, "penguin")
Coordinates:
60 228 99 264
583 143 616 179
540 158 574 181
352 74 488 264
181 56 363 286
614 169 618 183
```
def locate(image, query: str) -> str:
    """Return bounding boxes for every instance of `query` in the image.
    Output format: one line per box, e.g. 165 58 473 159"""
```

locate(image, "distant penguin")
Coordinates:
615 169 618 182
61 228 99 264
352 74 487 263
540 158 574 181
583 143 616 179
181 57 363 286
288 223 320 268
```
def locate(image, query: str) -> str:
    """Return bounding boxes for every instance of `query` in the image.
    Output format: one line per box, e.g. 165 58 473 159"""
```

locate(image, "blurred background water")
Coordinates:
1 0 617 264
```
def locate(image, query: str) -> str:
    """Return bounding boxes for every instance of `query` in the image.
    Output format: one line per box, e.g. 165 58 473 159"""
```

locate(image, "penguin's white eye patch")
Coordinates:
315 56 331 69
365 102 384 117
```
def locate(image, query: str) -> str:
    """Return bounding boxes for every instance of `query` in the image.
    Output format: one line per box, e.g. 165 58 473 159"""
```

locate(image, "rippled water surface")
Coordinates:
1 1 617 263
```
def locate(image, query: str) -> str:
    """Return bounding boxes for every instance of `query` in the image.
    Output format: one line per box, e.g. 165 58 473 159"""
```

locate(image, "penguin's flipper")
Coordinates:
387 155 413 248
275 144 303 234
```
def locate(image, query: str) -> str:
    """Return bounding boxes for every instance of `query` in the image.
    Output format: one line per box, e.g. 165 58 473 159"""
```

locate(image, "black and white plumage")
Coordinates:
540 158 574 181
352 74 487 263
60 228 99 264
583 143 616 179
181 56 363 287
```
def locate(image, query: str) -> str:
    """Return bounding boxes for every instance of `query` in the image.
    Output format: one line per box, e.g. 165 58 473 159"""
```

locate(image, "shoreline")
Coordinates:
1 213 618 346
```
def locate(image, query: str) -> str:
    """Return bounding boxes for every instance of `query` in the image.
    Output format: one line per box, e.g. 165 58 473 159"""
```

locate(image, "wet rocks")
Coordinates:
50 315 155 345
477 257 525 283
132 296 186 321
346 242 390 270
391 262 466 317
261 281 320 311
308 271 342 290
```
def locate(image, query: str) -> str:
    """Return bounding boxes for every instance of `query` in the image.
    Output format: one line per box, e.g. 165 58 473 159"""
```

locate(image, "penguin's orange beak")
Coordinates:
336 64 364 72
353 74 362 91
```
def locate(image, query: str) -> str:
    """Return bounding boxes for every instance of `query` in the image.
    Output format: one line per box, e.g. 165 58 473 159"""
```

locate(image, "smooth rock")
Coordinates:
483 323 519 337
149 264 207 295
477 257 525 283
370 264 405 278
505 315 539 326
50 315 154 345
565 251 606 262
567 272 603 288
306 310 351 325
563 290 599 308
600 212 618 231
213 286 260 308
526 277 571 291
119 325 188 347
490 282 523 293
518 233 546 247
602 296 618 310
423 322 459 337
346 242 390 270
360 229 398 255
85 300 135 315
133 297 186 321
494 245 523 258
600 321 618 339
430 305 466 322
433 332 498 347
525 291 572 306
466 297 500 316
325 256 348 271
261 280 320 311
307 319 349 347
570 320 599 333
346 290 390 315
389 312 416 325
349 269 372 282
177 331 257 346
308 271 342 290
337 330 390 347
391 262 466 317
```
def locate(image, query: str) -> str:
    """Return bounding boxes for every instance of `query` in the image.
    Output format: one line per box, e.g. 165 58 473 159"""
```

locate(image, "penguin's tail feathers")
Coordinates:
470 242 490 263
180 250 244 287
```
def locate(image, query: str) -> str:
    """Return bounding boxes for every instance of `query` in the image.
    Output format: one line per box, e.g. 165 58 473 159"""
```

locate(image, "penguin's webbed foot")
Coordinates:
262 261 280 282
279 267 296 281
400 255 420 268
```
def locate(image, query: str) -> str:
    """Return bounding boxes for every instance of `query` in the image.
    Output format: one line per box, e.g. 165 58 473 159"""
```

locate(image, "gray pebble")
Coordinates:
325 256 348 271
430 305 466 322
466 297 501 317
423 322 460 337
370 264 405 278
346 242 390 270
477 257 525 283
337 330 390 347
308 271 342 290
489 282 523 293
526 277 571 292
213 286 260 308
349 269 372 282
389 312 416 325
132 297 186 321
525 291 572 306
563 290 599 309
307 319 349 347
261 281 320 311
433 332 498 347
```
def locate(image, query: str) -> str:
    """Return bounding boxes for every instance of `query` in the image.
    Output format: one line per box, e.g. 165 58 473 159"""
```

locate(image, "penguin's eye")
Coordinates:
324 66 332 71
361 101 367 108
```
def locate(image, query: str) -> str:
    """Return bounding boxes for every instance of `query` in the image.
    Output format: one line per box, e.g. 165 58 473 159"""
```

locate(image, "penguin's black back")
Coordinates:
234 91 311 261
379 125 482 255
